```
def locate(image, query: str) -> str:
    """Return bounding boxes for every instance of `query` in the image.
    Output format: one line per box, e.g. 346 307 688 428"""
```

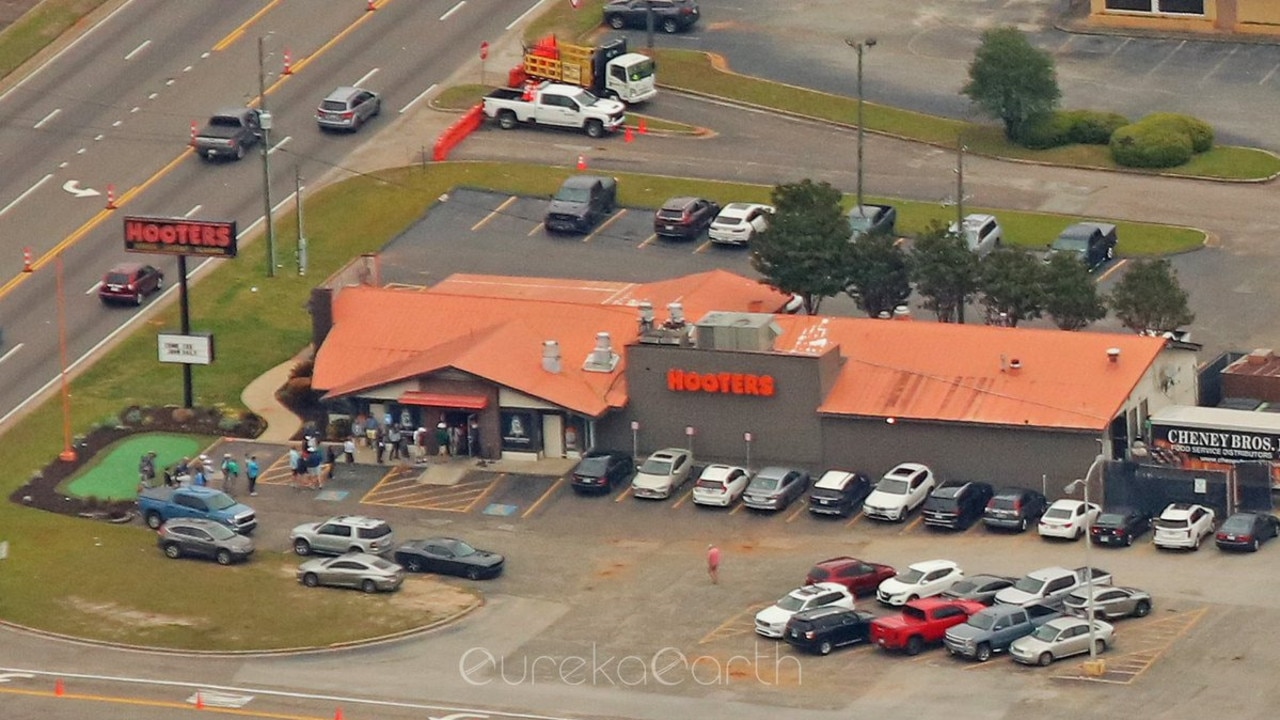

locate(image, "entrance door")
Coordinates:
542 414 564 458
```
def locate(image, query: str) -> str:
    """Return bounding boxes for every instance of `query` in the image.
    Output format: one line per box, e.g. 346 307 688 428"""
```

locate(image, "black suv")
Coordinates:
1047 222 1117 270
545 175 618 234
808 470 873 518
654 196 720 240
784 606 874 656
1090 507 1151 547
982 486 1048 532
603 0 700 34
570 450 634 494
922 481 994 530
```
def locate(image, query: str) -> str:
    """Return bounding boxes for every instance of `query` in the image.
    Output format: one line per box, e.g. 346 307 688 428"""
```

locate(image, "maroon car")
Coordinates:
806 556 896 597
99 261 163 306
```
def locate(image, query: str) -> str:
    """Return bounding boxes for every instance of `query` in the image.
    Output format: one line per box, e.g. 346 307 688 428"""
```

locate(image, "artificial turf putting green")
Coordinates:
63 433 211 500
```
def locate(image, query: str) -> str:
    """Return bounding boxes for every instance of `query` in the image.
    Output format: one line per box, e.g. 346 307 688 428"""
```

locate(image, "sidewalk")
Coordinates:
240 356 304 444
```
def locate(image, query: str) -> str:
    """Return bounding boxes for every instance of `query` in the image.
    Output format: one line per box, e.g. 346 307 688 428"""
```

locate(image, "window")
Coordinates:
320 524 352 537
1104 0 1203 14
190 529 213 541
175 495 206 511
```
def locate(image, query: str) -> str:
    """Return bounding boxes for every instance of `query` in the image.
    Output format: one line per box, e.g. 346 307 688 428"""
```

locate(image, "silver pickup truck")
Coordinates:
994 565 1112 609
193 108 262 161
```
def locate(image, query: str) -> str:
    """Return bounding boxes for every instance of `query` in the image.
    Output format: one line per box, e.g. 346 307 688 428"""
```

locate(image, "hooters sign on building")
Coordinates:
124 216 238 258
667 368 776 397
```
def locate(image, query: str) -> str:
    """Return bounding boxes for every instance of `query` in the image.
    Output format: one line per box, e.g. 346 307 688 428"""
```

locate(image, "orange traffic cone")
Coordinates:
283 48 293 75
195 691 204 710
638 117 648 135
23 246 33 273
333 707 344 720
366 0 376 10
624 125 634 143
190 120 197 146
105 184 117 210
54 678 64 696
576 155 587 170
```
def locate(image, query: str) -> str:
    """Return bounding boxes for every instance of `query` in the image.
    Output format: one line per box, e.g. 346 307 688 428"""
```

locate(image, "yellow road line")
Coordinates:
522 477 565 518
785 501 807 523
0 687 323 720
528 222 544 236
615 486 632 503
212 0 286 52
472 196 516 231
585 208 626 243
693 240 712 253
289 4 382 77
899 515 924 534
636 233 656 249
359 467 416 503
845 513 863 528
1096 258 1128 283
465 473 506 512
671 487 694 509
730 502 746 515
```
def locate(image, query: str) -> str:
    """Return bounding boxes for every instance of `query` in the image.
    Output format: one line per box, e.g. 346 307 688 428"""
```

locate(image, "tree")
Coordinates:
978 246 1044 327
962 26 1061 142
750 179 849 314
909 222 981 323
1108 258 1195 334
1042 252 1108 330
844 231 911 318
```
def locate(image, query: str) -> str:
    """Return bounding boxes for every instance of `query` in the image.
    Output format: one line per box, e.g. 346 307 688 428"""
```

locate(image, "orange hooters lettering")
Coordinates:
122 216 238 258
666 369 776 397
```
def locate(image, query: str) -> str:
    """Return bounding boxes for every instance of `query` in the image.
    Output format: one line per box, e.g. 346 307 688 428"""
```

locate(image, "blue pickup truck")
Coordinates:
138 486 256 534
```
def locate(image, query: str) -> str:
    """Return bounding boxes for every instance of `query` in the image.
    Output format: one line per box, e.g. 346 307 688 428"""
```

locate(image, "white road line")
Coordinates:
0 173 53 217
85 281 101 295
1200 46 1237 84
1260 62 1280 85
124 39 151 60
32 108 60 129
507 0 549 30
0 667 573 720
400 83 437 113
268 135 291 155
353 68 379 87
1145 39 1185 77
440 1 466 21
0 0 137 103
185 205 202 217
1109 38 1130 57
0 343 23 365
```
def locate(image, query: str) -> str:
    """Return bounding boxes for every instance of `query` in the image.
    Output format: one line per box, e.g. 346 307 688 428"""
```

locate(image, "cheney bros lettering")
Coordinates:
667 369 775 397
1159 426 1280 462
124 216 238 258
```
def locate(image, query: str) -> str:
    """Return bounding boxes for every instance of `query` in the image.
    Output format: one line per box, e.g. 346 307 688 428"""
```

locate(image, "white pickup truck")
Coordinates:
482 83 626 139
994 566 1112 609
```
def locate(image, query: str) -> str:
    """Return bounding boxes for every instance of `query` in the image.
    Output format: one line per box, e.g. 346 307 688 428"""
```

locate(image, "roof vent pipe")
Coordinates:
1107 347 1121 363
583 332 620 373
667 302 685 328
542 340 562 373
1009 358 1021 371
639 301 655 331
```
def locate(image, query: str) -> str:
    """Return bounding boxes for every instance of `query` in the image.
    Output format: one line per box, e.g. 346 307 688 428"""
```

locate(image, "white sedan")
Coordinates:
754 582 854 638
875 559 963 606
631 448 693 500
708 202 773 245
1153 502 1216 550
1037 499 1101 540
691 464 751 507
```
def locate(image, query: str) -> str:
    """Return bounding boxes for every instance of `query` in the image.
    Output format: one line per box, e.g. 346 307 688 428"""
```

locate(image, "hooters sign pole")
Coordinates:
124 216 238 408
479 41 489 85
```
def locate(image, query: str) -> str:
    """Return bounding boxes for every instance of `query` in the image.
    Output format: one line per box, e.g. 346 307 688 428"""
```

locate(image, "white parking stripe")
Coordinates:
440 1 465 21
1261 62 1280 85
1144 40 1185 77
1199 46 1237 84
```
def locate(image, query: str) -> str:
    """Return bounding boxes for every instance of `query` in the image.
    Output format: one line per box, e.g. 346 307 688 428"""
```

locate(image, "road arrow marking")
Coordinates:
186 690 253 708
62 180 101 198
430 714 490 720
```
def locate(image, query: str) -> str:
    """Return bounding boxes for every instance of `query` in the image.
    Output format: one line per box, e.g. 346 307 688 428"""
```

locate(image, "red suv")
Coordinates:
653 196 720 240
99 262 164 306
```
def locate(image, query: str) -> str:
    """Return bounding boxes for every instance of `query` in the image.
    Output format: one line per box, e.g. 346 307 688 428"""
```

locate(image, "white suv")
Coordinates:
1153 503 1216 550
754 582 854 638
876 559 963 606
863 463 935 522
291 515 395 556
691 464 750 507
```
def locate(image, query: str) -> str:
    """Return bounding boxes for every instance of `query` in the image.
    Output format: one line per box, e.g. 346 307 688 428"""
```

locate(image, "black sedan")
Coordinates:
570 449 634 494
394 537 504 580
1216 512 1280 552
1090 507 1151 547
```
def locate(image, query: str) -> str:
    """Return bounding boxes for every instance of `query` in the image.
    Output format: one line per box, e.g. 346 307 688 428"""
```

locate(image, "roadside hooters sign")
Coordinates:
124 216 238 258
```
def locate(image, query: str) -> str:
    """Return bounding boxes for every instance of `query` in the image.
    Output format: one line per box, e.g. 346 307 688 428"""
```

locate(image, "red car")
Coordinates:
869 597 986 655
805 557 896 597
99 262 164 306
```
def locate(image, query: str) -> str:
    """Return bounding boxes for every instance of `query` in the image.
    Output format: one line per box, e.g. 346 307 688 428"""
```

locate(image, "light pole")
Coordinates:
1065 453 1106 668
258 35 276 278
845 37 876 210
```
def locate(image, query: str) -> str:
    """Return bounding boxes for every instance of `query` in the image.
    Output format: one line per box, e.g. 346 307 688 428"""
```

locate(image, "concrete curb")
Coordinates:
677 52 1280 185
0 593 484 658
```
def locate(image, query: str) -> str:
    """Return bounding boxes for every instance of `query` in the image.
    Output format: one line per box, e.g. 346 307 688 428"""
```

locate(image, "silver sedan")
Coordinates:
297 552 404 593
1010 617 1114 666
1062 586 1153 621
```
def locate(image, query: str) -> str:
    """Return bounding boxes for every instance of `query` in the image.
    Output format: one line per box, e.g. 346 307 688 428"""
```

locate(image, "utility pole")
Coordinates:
295 165 307 276
846 37 877 209
956 139 966 230
646 0 655 52
258 35 276 278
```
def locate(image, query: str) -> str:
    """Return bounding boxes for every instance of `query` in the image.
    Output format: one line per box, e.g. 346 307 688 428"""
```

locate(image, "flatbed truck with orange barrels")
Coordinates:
512 35 656 105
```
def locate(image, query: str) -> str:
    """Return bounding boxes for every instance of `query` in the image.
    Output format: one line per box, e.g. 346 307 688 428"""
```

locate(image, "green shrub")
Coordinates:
1016 112 1073 149
1110 124 1193 168
1141 112 1214 153
289 359 314 380
1061 109 1129 145
327 417 352 440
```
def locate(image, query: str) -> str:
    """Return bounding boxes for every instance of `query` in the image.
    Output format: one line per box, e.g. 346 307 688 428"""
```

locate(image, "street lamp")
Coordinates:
845 37 876 210
1065 453 1106 668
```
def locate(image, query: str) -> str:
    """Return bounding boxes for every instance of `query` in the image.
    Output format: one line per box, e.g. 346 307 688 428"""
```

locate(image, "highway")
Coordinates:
0 0 543 426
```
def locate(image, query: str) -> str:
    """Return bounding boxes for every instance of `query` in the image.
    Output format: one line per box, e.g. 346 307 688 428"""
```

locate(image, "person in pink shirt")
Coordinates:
707 543 721 585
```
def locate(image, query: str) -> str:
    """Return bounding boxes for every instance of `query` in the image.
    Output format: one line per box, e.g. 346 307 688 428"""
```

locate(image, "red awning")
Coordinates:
399 391 488 410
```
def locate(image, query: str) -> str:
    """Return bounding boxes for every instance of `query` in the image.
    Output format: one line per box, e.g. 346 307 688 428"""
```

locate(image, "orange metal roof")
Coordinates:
314 271 792 417
771 316 1167 431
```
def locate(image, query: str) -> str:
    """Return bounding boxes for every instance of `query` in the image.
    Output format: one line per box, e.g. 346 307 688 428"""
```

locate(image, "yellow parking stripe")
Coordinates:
899 515 925 534
615 486 632 503
522 477 565 518
471 196 517 231
785 501 808 523
584 209 626 243
465 473 506 512
636 233 657 249
699 603 770 645
845 513 864 528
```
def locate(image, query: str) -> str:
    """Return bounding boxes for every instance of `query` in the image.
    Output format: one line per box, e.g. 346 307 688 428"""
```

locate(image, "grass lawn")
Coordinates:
63 433 212 500
0 0 109 78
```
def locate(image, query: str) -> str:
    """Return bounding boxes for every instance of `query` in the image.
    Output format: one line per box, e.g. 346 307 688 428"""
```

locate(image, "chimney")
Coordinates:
1107 347 1121 363
1009 358 1022 371
893 305 911 320
667 302 685 328
542 340 562 373
638 301 655 331
583 332 620 373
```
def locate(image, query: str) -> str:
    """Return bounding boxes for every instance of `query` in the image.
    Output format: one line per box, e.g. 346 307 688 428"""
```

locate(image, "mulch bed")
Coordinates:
9 406 266 521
